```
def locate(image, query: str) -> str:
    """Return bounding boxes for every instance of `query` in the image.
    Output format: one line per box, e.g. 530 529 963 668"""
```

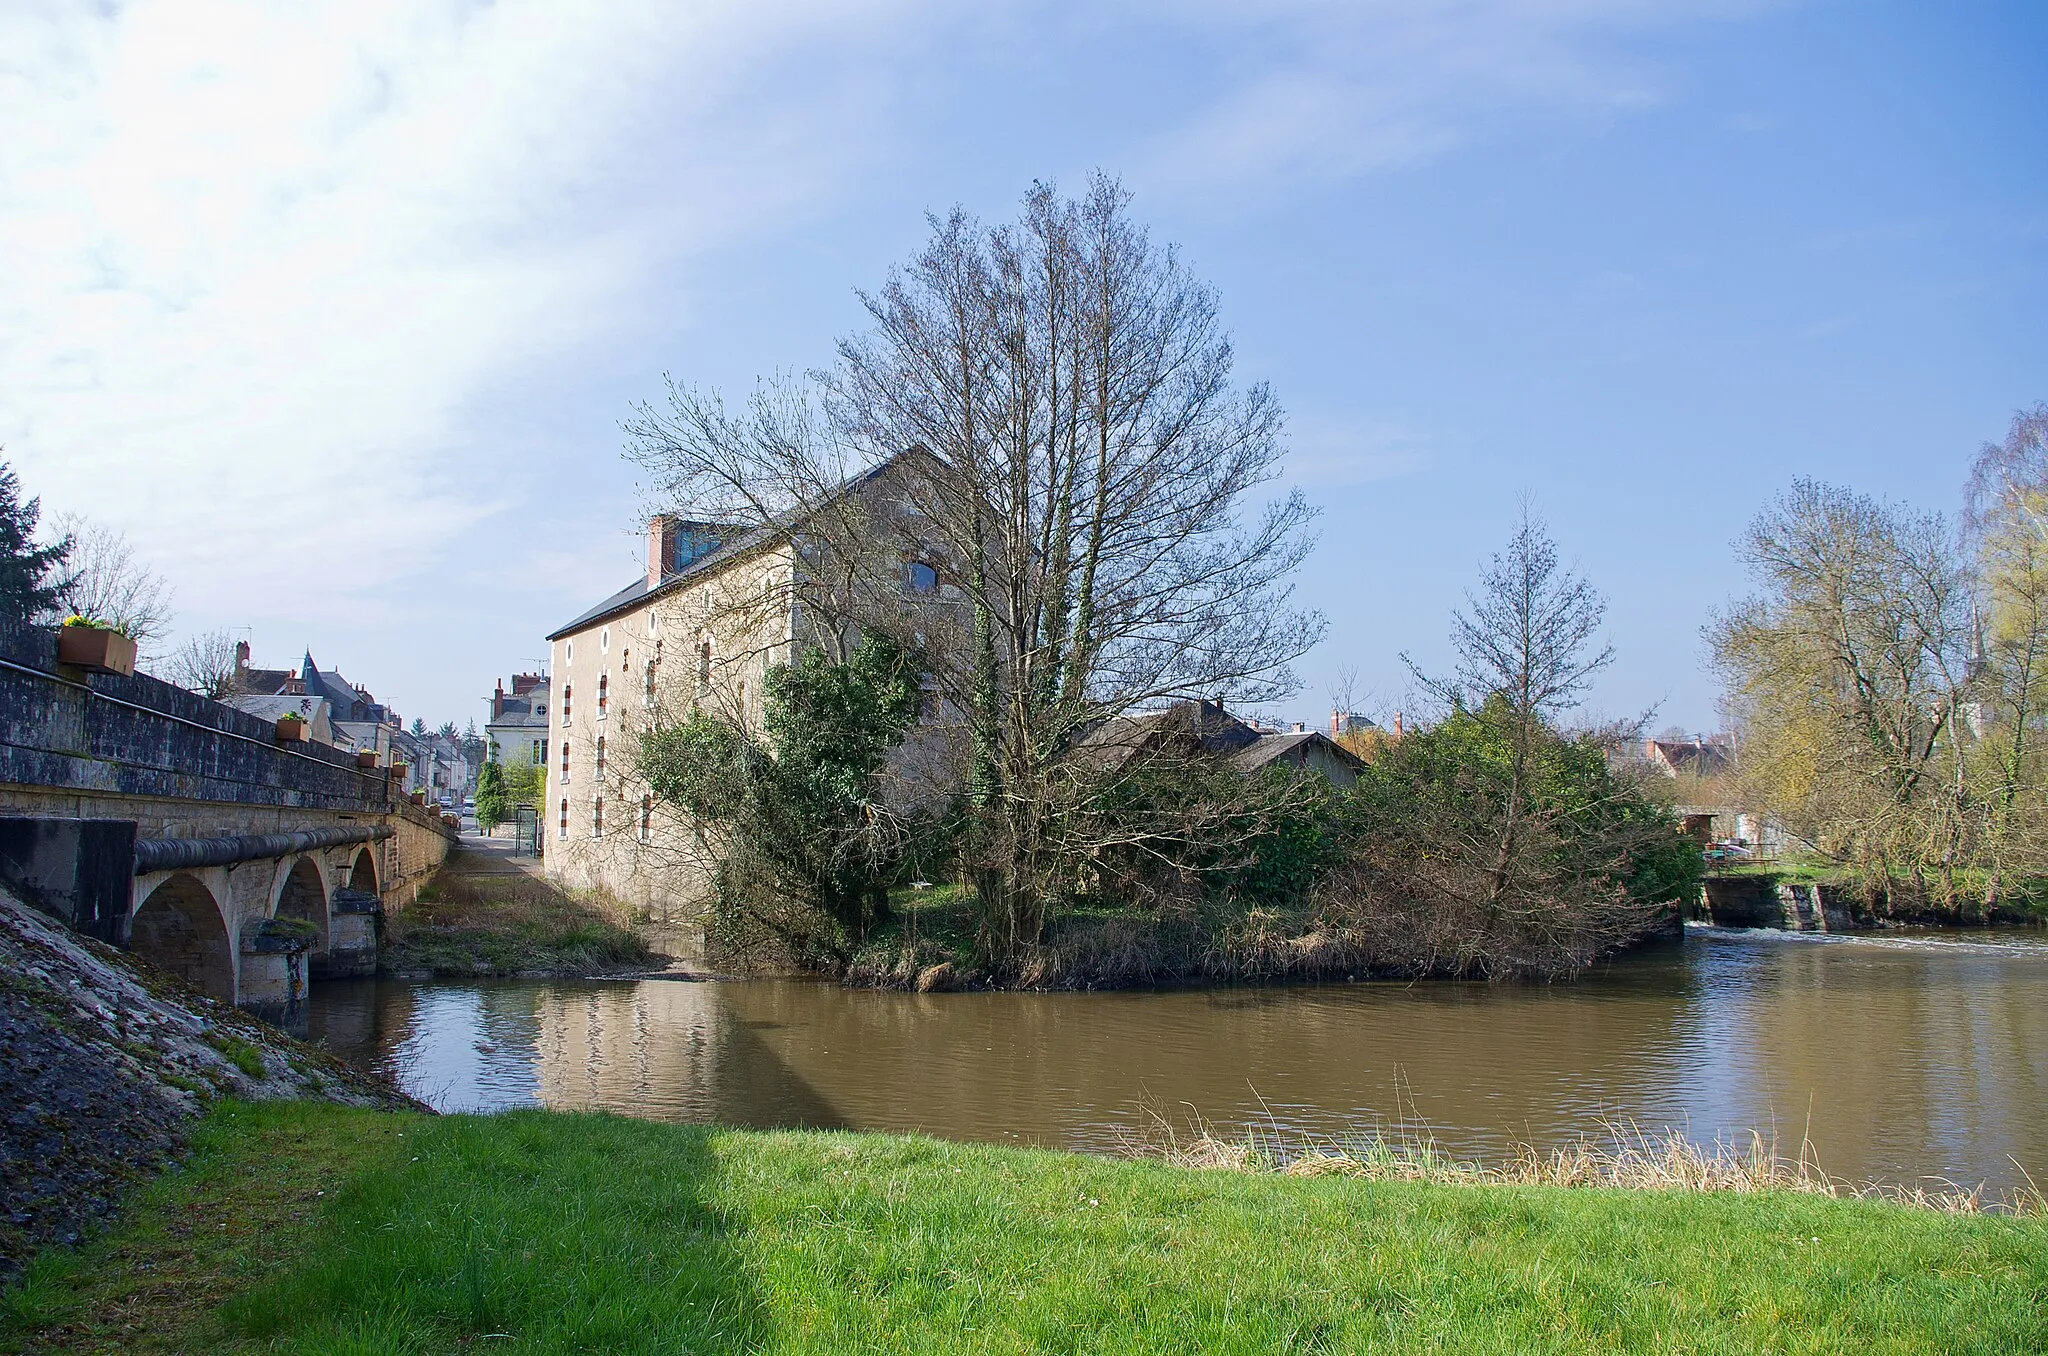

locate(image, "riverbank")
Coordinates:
381 847 658 978
6 1099 2043 1353
840 886 1681 991
0 887 413 1286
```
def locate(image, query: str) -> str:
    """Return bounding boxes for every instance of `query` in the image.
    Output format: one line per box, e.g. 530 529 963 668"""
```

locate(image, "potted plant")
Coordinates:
275 712 309 743
57 615 138 677
356 749 380 769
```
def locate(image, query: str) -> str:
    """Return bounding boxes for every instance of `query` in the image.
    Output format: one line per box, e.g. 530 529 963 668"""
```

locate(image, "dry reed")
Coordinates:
1127 1111 2045 1217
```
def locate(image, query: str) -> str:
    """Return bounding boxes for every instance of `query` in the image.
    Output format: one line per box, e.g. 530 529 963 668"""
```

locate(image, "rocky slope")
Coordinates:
0 885 414 1283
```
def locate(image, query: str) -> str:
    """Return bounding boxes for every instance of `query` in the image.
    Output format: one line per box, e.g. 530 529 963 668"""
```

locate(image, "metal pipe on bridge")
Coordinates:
132 824 393 875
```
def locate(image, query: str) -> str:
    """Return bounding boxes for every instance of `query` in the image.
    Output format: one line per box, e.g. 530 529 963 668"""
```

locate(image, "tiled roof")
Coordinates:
547 453 913 642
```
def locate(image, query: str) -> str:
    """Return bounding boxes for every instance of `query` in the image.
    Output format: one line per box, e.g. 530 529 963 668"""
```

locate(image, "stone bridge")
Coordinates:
0 620 454 1024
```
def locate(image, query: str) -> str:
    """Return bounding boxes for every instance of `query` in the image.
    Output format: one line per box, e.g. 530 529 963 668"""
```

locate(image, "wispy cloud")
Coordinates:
0 0 928 629
1141 0 1768 192
1283 414 1431 489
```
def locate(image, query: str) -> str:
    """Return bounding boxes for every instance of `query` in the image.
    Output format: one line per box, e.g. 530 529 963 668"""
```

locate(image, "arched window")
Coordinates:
559 798 568 837
597 673 608 719
644 658 657 704
562 685 572 721
560 740 571 782
904 561 939 594
595 735 606 778
696 639 712 696
600 626 610 654
640 794 653 843
592 797 604 838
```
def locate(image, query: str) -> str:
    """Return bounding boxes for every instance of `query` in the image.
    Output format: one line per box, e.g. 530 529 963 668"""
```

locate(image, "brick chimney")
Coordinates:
648 515 680 590
233 639 250 674
493 679 505 720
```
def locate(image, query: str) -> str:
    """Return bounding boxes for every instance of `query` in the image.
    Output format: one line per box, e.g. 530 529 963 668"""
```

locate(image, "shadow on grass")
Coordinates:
220 1109 767 1353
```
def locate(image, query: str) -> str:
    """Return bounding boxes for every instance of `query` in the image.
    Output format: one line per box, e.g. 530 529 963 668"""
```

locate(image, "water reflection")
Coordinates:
307 928 2048 1192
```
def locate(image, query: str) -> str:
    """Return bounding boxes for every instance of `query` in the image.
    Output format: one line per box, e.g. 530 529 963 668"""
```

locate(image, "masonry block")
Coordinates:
0 817 137 944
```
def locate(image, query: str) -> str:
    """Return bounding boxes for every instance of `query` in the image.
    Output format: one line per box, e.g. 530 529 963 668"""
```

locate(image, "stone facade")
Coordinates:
542 458 963 913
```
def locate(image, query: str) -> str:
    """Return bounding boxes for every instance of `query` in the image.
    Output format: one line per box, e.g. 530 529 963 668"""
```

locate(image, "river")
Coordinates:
307 924 2048 1194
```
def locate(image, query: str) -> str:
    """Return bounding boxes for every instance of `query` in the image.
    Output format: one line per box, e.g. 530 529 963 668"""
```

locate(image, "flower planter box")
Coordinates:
58 625 137 677
357 750 380 770
410 790 426 805
275 718 308 744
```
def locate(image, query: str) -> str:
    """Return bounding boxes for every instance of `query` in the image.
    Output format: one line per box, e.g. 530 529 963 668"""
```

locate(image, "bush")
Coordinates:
1320 699 1701 980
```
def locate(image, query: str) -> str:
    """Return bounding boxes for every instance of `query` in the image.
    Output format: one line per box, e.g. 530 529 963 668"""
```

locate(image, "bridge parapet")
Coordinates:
0 620 455 1024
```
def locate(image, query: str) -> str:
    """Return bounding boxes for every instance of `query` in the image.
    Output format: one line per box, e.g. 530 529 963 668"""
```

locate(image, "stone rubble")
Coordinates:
0 885 415 1283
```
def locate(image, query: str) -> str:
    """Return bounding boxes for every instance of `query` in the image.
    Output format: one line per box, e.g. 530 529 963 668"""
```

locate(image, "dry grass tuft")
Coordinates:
1128 1112 2045 1217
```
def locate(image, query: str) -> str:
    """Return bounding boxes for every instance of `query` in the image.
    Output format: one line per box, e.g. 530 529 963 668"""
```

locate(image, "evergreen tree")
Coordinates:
0 460 71 623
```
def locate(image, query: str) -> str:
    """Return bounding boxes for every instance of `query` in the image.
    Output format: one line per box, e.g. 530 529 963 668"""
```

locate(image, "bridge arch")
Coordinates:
347 845 379 897
130 873 234 1002
272 856 330 957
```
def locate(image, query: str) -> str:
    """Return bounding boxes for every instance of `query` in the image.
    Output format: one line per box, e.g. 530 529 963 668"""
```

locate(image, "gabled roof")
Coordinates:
1234 730 1367 777
546 452 918 642
1074 700 1261 770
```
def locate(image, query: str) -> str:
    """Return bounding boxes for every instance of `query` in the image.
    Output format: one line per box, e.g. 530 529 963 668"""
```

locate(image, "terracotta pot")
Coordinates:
275 717 308 743
58 625 137 677
357 750 379 769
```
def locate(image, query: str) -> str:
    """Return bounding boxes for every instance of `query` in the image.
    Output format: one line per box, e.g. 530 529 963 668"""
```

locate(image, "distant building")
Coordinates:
1642 736 1734 779
1080 699 1368 790
221 692 336 745
485 673 550 767
234 643 395 725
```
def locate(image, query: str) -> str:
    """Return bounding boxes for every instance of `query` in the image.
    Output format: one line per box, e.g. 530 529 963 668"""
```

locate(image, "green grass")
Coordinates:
6 1102 2044 1354
384 863 655 977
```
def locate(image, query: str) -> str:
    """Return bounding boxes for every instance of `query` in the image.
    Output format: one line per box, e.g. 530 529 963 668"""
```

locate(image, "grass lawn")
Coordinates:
5 1101 2043 1354
384 860 654 977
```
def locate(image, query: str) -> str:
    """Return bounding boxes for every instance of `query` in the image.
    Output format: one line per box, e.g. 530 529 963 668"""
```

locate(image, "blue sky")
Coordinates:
3 0 2042 733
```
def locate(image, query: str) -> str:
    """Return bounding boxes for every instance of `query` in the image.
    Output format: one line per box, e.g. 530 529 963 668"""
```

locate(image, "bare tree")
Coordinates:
1405 507 1615 909
162 629 247 700
1710 480 1974 901
46 513 175 651
627 175 1323 965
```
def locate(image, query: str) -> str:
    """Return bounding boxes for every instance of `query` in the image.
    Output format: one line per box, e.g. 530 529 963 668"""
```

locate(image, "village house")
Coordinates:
543 457 961 905
484 672 551 768
1080 699 1369 789
225 645 450 797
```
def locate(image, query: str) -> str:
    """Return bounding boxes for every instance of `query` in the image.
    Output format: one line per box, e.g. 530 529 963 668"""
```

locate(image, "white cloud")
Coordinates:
1283 413 1430 488
0 0 924 631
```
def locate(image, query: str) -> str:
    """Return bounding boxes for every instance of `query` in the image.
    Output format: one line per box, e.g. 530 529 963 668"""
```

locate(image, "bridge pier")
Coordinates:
318 888 382 979
238 915 318 1027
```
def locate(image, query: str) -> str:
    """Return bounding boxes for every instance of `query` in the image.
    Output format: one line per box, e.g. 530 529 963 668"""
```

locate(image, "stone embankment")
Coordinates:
0 884 415 1284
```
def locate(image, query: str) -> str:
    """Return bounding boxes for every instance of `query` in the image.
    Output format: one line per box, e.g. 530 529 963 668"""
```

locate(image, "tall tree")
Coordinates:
0 460 71 623
47 513 175 649
1963 403 2048 899
1405 507 1615 912
1711 480 1974 899
627 175 1321 965
163 628 248 699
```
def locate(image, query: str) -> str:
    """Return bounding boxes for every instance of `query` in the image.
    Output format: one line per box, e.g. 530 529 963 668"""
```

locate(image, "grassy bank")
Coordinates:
7 1101 2044 1354
382 860 656 978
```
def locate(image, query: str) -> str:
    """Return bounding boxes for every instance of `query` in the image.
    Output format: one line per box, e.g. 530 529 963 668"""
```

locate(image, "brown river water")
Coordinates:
308 925 2048 1194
